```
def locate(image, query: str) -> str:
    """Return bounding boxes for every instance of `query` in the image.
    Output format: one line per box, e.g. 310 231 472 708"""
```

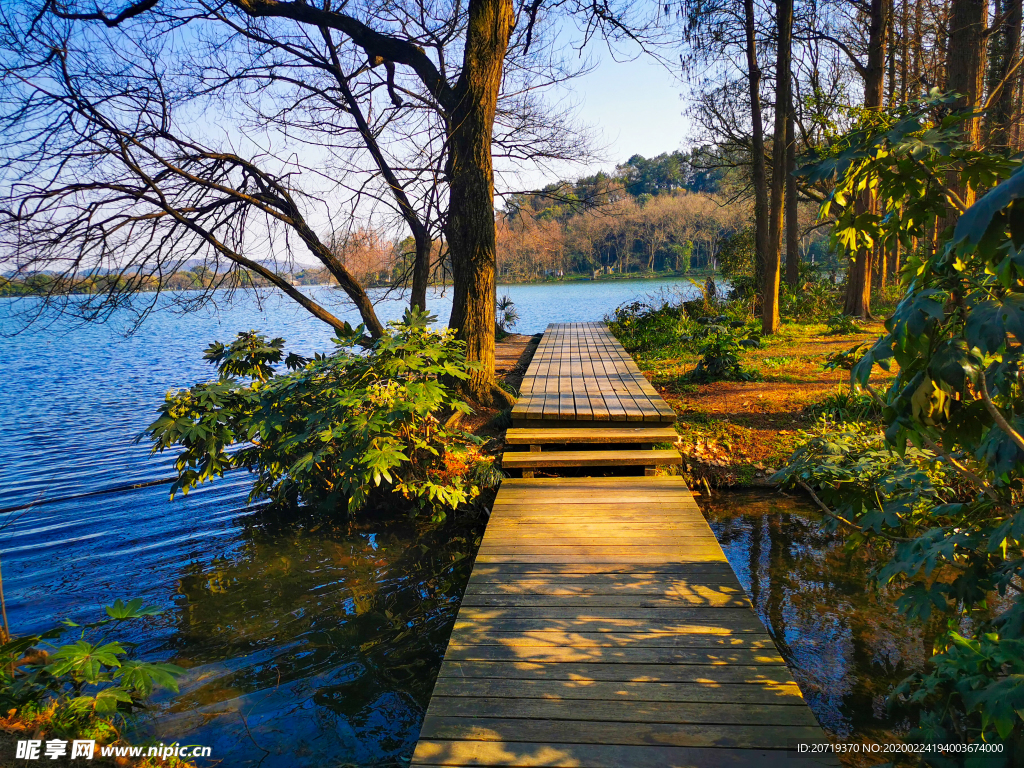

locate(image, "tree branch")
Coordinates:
46 0 160 27
979 375 1024 455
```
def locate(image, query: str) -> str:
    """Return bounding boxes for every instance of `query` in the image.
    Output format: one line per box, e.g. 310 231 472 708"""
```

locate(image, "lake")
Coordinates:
0 280 919 766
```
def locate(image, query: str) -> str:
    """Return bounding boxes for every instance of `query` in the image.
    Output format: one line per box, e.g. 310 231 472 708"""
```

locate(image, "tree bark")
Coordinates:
933 0 987 239
744 0 771 321
410 232 431 312
899 0 910 102
843 0 887 319
912 0 924 93
947 0 988 150
988 0 1022 149
765 0 794 335
444 0 515 405
785 101 800 289
945 0 988 194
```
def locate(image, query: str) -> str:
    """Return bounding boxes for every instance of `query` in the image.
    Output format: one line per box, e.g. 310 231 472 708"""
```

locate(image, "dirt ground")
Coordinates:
641 321 892 487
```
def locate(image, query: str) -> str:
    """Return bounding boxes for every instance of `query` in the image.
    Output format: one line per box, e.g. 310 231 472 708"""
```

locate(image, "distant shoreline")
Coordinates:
2 269 722 298
491 267 718 286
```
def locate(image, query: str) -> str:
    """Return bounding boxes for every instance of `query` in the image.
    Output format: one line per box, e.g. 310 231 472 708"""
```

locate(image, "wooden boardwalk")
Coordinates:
411 325 835 767
511 322 676 425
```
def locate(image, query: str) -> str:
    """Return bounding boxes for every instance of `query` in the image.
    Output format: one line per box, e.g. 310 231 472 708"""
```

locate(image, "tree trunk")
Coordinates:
764 0 794 335
912 0 924 93
744 0 771 320
411 231 431 312
886 0 897 105
876 241 887 289
943 0 988 218
785 101 800 289
889 240 901 282
989 0 1022 148
899 0 910 102
444 0 514 405
844 0 887 319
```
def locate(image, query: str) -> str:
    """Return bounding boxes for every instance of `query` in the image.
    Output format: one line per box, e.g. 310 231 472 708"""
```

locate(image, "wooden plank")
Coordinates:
452 619 766 634
459 594 751 609
474 548 727 559
437 661 798 684
424 698 817 726
502 449 680 470
418 717 828 749
511 323 676 425
505 427 678 444
428 677 806 704
413 741 839 768
473 554 730 565
455 606 756 621
442 632 776 648
418 370 829 766
442 646 785 665
468 563 740 576
463 578 746 592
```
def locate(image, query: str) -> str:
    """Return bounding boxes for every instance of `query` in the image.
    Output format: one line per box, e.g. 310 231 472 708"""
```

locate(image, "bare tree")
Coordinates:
2 0 623 403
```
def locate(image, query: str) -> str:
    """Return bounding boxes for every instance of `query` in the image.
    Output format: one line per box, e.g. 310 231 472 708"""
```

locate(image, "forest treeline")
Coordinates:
0 266 336 297
685 0 1024 329
496 152 758 280
1 149 838 296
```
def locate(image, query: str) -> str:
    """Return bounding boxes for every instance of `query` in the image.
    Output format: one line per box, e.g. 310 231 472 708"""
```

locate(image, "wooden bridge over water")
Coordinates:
412 322 836 767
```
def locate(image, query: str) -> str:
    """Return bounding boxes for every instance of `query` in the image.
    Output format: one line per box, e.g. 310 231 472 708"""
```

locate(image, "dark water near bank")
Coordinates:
700 490 925 750
1 283 921 766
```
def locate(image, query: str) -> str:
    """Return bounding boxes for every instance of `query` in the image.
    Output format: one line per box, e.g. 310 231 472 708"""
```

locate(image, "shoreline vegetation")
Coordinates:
603 279 898 491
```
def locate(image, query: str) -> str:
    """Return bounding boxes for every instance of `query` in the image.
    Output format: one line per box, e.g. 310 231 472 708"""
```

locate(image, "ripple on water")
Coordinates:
1 280 708 767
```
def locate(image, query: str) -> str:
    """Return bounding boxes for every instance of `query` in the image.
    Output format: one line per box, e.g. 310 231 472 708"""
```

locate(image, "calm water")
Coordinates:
700 491 925 752
0 280 699 767
0 282 922 766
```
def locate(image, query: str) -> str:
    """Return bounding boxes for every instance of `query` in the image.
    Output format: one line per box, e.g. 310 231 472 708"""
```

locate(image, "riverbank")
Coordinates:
492 267 718 286
632 320 890 488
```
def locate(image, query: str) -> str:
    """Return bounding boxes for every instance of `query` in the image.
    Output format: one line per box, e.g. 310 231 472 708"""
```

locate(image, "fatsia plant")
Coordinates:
776 162 1024 752
682 316 761 382
0 599 183 726
801 90 1020 259
147 308 498 520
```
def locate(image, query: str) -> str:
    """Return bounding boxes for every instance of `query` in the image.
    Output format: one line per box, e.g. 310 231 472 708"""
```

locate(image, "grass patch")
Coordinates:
613 295 897 487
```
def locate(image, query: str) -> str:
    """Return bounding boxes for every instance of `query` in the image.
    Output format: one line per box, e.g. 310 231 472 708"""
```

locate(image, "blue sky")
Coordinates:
569 53 690 168
499 48 691 192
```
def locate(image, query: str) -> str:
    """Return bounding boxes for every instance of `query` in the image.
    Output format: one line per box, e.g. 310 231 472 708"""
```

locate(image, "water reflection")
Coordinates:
699 490 925 751
130 506 485 768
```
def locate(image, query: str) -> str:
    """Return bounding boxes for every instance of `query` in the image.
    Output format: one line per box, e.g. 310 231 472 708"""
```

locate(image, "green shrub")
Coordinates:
496 294 519 336
825 312 861 335
1 600 183 731
682 316 760 382
147 308 498 520
804 390 881 421
780 268 841 322
717 227 755 280
606 300 689 357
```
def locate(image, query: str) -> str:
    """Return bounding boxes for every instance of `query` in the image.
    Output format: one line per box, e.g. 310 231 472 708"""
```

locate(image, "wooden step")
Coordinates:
503 449 681 470
506 426 678 445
